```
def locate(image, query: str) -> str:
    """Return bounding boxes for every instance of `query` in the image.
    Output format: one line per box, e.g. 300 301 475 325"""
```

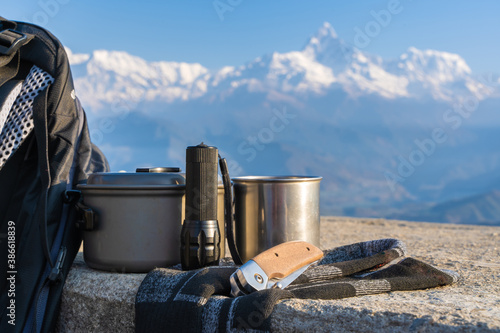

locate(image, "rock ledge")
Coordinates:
57 217 500 332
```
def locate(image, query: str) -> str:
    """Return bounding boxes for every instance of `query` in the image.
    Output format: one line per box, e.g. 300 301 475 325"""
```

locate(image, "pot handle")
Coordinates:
219 155 243 265
63 189 96 231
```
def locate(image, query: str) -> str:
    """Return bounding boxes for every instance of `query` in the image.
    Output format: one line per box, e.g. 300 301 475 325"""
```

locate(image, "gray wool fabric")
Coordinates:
135 239 458 333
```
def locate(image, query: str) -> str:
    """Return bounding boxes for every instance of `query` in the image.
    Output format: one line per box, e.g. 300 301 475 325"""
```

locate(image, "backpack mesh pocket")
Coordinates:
0 65 54 169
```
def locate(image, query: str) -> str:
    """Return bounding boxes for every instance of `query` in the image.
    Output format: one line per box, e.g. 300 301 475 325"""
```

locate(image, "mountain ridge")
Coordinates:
66 22 500 225
67 21 498 115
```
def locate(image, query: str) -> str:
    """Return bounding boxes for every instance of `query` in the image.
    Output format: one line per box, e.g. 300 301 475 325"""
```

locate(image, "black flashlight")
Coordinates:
180 143 220 270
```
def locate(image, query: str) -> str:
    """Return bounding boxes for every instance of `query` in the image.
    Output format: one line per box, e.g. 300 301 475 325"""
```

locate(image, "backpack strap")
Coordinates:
0 17 17 29
0 29 32 56
0 20 54 272
0 19 34 88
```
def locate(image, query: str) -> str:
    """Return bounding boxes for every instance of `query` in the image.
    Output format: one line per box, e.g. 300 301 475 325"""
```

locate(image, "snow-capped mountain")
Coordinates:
66 22 500 225
69 49 211 111
67 22 497 115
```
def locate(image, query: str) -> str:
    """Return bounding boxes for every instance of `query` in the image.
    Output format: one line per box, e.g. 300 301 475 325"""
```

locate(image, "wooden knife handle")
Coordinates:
252 241 323 280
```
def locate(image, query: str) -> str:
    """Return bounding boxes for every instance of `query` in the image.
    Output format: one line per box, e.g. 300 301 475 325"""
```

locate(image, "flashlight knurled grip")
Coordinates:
181 143 220 270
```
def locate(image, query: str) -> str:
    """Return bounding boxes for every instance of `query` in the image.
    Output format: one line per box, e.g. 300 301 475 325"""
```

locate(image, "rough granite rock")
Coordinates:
56 255 145 332
56 217 500 332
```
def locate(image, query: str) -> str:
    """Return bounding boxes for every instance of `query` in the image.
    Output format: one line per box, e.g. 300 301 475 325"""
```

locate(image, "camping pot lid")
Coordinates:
85 167 185 186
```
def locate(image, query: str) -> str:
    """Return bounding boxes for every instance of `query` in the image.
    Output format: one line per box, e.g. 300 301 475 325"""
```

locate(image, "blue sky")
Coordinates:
2 1 499 73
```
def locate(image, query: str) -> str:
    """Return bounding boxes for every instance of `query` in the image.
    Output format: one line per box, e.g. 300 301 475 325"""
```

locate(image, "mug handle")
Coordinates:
219 155 243 265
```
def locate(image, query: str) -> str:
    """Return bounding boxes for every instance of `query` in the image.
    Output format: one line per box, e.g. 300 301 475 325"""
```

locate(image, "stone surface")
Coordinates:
273 217 500 332
56 217 500 332
56 254 144 332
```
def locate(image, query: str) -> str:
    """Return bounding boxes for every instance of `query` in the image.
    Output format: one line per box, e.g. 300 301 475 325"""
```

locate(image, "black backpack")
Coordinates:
0 18 109 332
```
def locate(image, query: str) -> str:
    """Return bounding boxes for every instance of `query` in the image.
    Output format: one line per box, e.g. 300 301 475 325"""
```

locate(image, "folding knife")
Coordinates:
230 241 324 297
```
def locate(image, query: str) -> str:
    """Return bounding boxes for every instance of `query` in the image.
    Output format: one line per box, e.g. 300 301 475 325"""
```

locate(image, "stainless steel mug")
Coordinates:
232 176 322 263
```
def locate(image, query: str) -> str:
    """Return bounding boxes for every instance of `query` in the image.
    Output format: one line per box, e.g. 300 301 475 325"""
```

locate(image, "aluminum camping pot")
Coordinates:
231 176 322 263
77 167 225 273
